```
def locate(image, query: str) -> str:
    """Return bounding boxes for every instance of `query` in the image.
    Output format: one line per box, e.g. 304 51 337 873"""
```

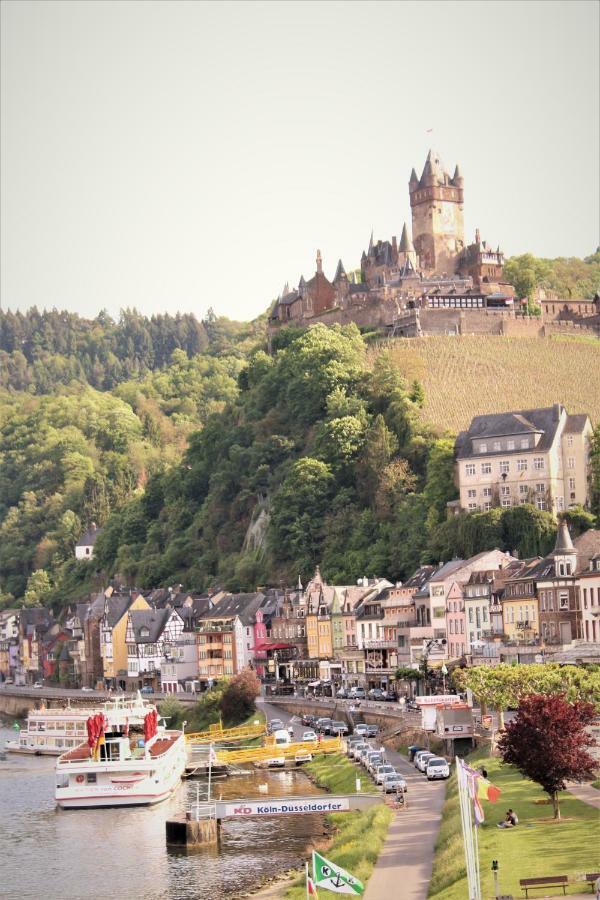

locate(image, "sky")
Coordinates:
1 0 598 322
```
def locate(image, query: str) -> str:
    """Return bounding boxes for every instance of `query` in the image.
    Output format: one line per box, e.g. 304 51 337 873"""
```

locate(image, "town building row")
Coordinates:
2 522 599 693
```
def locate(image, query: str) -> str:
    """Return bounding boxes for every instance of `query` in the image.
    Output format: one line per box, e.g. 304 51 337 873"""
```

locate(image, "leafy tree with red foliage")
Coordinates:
219 668 261 726
498 693 597 819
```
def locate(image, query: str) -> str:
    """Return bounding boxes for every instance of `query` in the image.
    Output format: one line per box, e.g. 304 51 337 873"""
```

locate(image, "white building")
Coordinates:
455 405 592 515
75 523 102 560
126 608 184 687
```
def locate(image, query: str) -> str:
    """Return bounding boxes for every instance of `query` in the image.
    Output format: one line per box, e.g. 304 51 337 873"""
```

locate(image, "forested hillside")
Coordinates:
0 309 262 606
0 307 264 392
1 302 599 612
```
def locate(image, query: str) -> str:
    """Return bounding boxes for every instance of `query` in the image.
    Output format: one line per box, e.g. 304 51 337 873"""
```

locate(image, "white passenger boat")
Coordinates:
4 695 152 757
55 702 186 808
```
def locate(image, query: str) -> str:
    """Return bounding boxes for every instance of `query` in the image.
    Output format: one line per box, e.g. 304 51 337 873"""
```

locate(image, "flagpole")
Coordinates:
306 861 309 900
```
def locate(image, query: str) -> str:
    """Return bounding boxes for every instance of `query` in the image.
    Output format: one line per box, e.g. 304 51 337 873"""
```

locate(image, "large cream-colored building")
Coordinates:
455 405 592 515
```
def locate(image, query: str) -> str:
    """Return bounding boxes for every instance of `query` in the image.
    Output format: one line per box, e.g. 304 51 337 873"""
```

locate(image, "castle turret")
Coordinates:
316 249 323 275
398 222 417 271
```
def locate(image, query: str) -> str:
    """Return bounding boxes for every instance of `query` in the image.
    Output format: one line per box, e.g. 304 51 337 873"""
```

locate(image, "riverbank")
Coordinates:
428 753 600 899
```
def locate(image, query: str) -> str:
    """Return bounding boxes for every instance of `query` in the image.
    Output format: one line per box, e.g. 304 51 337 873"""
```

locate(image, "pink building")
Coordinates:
445 582 467 660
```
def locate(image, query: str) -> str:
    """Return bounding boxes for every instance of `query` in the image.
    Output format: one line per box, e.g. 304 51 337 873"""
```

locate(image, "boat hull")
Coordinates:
57 784 178 809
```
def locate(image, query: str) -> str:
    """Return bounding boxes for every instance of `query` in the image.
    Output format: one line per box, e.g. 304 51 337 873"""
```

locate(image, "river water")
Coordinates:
0 720 326 900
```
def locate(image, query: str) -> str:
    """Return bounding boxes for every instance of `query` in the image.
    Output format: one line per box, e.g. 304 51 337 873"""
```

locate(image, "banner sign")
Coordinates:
220 798 351 818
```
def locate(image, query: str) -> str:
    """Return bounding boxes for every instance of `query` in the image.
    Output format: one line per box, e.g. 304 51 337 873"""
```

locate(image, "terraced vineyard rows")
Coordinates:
384 335 599 433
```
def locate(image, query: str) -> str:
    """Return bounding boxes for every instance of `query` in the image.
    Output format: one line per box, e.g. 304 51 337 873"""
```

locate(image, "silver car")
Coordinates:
375 764 396 785
382 772 408 793
416 752 436 773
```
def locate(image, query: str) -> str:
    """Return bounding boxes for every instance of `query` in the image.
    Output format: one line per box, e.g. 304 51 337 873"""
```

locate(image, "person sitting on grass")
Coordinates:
497 809 518 828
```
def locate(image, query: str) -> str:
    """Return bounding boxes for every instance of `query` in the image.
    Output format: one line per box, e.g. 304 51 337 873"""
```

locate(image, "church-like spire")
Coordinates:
551 520 576 556
316 249 323 275
333 259 347 283
399 222 415 253
409 167 419 185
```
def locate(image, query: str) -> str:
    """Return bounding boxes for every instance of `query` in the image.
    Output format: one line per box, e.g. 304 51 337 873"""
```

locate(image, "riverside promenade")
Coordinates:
364 743 446 900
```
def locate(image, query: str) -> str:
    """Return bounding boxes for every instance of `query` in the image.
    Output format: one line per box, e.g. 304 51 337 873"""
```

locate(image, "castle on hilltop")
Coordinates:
269 151 519 338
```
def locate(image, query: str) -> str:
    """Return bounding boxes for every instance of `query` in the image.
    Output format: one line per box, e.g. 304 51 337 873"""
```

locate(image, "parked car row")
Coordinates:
411 748 450 780
345 736 407 793
299 715 349 736
353 722 379 738
335 687 397 702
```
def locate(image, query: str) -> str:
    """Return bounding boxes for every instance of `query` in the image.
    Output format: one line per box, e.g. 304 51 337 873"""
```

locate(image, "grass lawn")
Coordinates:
591 779 600 791
429 753 600 899
283 752 392 899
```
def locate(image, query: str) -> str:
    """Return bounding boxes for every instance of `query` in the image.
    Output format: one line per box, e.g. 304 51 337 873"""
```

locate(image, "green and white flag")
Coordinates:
312 850 364 895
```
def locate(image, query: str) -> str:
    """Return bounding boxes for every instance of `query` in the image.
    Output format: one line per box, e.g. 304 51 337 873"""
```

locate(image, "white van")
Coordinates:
266 729 291 767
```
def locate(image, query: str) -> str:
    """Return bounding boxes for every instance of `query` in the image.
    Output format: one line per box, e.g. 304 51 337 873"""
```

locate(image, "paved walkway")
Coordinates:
260 699 446 900
364 743 446 900
566 781 600 809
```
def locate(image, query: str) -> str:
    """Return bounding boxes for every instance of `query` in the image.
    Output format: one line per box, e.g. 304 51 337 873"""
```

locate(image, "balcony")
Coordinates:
409 627 434 641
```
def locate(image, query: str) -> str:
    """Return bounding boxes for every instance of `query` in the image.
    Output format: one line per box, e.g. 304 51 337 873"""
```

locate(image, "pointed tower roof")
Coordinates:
452 163 463 183
399 222 415 253
368 229 374 253
297 575 303 591
331 587 342 615
409 167 419 184
333 259 347 283
551 521 576 556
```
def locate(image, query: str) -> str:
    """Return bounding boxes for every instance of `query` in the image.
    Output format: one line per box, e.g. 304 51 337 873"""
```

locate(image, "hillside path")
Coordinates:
566 781 600 809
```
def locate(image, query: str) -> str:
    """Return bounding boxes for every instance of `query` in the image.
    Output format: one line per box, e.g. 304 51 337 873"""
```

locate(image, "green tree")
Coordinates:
270 458 334 572
23 569 52 607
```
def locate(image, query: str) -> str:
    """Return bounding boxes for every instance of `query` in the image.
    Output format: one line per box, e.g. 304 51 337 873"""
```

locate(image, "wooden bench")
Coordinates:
585 872 600 892
520 875 568 897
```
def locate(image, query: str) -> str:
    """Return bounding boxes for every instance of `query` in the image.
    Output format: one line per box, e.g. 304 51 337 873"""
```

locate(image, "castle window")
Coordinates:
507 440 515 450
519 485 529 494
534 457 544 470
499 461 510 474
465 464 476 477
520 439 529 449
493 441 501 451
480 443 488 453
481 462 492 475
517 459 528 472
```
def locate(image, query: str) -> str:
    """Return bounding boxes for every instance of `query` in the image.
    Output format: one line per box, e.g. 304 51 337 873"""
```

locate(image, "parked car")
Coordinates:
268 718 284 733
350 742 368 760
349 688 366 700
382 772 408 793
331 721 349 736
366 753 384 774
366 724 379 737
266 755 286 767
316 717 333 734
81 686 94 692
368 688 384 701
336 688 348 699
415 752 436 773
374 764 396 785
353 723 369 737
346 738 362 755
301 714 316 727
302 730 317 743
33 681 44 688
407 744 424 762
425 757 450 780
294 751 313 765
140 686 154 694
357 746 373 765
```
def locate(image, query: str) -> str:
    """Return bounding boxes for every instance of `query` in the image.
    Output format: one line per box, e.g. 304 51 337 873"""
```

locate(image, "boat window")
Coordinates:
57 775 69 789
86 773 97 784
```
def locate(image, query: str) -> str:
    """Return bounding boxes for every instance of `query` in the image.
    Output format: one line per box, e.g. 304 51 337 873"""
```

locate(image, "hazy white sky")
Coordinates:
1 0 598 322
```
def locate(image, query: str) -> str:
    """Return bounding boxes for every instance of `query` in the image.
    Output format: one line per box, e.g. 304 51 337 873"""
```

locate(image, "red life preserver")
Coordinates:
76 774 85 784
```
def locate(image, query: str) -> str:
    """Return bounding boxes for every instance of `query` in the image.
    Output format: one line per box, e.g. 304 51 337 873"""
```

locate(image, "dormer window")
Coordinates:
140 626 150 639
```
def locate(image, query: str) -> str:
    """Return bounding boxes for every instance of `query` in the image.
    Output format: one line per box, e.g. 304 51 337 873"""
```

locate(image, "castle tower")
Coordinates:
409 150 465 275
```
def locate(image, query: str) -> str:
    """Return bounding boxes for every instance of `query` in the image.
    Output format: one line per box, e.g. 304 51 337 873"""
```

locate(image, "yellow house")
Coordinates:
317 614 333 659
502 596 538 641
101 593 150 687
306 611 319 659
